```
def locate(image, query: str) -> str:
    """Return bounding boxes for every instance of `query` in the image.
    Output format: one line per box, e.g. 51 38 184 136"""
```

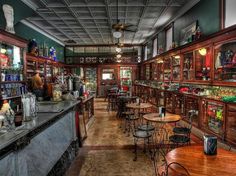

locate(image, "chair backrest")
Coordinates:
166 162 190 176
187 110 198 130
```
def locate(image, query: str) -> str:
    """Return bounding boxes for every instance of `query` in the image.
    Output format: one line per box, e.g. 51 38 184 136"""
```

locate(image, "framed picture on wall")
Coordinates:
180 20 198 45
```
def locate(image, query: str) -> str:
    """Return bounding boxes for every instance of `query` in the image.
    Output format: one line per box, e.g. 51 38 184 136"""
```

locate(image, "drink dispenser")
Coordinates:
21 93 37 121
203 135 217 155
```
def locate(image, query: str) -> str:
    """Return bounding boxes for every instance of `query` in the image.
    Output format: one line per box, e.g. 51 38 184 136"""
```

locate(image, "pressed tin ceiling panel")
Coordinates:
21 0 199 45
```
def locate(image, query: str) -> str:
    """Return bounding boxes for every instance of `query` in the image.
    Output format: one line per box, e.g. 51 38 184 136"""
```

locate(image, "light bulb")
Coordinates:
116 47 121 53
113 31 122 38
199 48 207 56
116 54 122 59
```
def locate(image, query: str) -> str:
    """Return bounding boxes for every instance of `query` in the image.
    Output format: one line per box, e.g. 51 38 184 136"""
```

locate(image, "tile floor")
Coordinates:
65 98 202 176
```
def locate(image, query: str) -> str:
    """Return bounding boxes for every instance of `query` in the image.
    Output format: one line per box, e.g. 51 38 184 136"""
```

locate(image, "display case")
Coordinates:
0 30 27 101
183 95 200 127
156 58 163 81
85 67 97 94
164 91 174 113
163 57 171 82
173 92 184 115
145 64 150 80
183 52 194 81
214 40 236 83
120 67 132 92
45 62 53 83
26 59 36 80
171 55 181 81
194 47 211 81
202 99 225 138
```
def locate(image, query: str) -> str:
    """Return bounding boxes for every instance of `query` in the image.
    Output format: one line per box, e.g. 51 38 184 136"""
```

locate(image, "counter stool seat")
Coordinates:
133 130 152 138
138 124 155 131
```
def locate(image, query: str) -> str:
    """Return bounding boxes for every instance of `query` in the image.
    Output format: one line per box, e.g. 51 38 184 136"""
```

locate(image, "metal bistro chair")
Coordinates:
133 119 153 161
169 110 197 148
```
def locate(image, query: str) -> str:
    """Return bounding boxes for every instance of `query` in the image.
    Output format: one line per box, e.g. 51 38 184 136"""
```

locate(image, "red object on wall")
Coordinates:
205 52 211 68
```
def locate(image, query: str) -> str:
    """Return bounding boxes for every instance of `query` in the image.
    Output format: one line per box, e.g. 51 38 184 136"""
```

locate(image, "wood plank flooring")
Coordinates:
65 98 202 176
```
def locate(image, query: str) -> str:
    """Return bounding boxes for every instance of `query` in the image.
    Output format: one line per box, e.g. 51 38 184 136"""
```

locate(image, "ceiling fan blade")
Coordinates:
123 29 137 32
123 24 136 28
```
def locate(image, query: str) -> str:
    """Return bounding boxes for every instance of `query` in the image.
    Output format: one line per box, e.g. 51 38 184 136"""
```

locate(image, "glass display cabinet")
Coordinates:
0 30 27 101
26 59 36 81
45 63 53 83
173 93 184 115
172 55 181 81
156 58 163 81
214 40 236 83
164 91 174 113
194 47 211 81
152 62 157 81
120 67 132 92
145 64 150 80
202 99 225 138
163 57 171 82
183 52 194 81
85 68 97 95
183 95 200 127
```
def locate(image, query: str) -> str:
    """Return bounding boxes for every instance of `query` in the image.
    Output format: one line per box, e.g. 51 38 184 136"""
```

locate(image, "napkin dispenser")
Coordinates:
204 135 217 155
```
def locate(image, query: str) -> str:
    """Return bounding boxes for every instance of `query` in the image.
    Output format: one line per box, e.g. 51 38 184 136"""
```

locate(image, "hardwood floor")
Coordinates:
65 98 202 176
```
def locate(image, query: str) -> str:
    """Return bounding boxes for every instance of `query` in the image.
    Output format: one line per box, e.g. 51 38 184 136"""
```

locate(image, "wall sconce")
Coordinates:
199 48 207 56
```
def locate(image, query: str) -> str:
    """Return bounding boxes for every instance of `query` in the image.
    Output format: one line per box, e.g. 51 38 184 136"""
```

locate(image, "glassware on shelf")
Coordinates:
183 52 194 81
214 41 236 82
21 93 37 122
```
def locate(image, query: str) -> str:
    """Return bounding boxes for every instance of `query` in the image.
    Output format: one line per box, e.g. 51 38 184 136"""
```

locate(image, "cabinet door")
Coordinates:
204 100 225 137
214 41 236 83
172 55 181 81
183 52 194 81
163 57 171 82
194 47 211 81
183 96 200 127
164 91 173 113
225 104 236 145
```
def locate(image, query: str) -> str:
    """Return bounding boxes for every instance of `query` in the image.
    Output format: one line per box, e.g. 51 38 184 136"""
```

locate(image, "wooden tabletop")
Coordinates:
143 113 181 123
126 103 152 109
165 145 236 176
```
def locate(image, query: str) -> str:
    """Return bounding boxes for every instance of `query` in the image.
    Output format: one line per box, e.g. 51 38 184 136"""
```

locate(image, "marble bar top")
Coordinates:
0 100 80 158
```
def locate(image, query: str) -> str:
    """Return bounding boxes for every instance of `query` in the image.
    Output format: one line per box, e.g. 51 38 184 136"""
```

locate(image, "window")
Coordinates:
144 45 148 61
153 38 157 57
224 0 236 28
166 27 173 51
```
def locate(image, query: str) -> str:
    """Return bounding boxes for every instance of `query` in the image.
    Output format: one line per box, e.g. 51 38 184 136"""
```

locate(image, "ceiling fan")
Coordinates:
112 0 137 39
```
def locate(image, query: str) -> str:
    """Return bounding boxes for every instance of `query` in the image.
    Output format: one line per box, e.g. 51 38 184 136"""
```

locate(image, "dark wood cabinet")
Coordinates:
202 99 226 139
225 103 236 145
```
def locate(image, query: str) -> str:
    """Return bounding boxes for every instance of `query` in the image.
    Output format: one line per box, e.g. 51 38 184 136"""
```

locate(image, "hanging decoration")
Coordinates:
49 47 57 61
2 4 15 34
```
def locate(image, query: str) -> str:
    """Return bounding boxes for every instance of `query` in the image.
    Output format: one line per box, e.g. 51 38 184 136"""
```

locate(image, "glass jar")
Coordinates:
52 84 62 101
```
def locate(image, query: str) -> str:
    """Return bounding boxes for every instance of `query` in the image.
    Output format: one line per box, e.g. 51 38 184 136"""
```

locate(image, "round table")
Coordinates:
143 113 181 147
143 113 181 123
166 145 236 176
